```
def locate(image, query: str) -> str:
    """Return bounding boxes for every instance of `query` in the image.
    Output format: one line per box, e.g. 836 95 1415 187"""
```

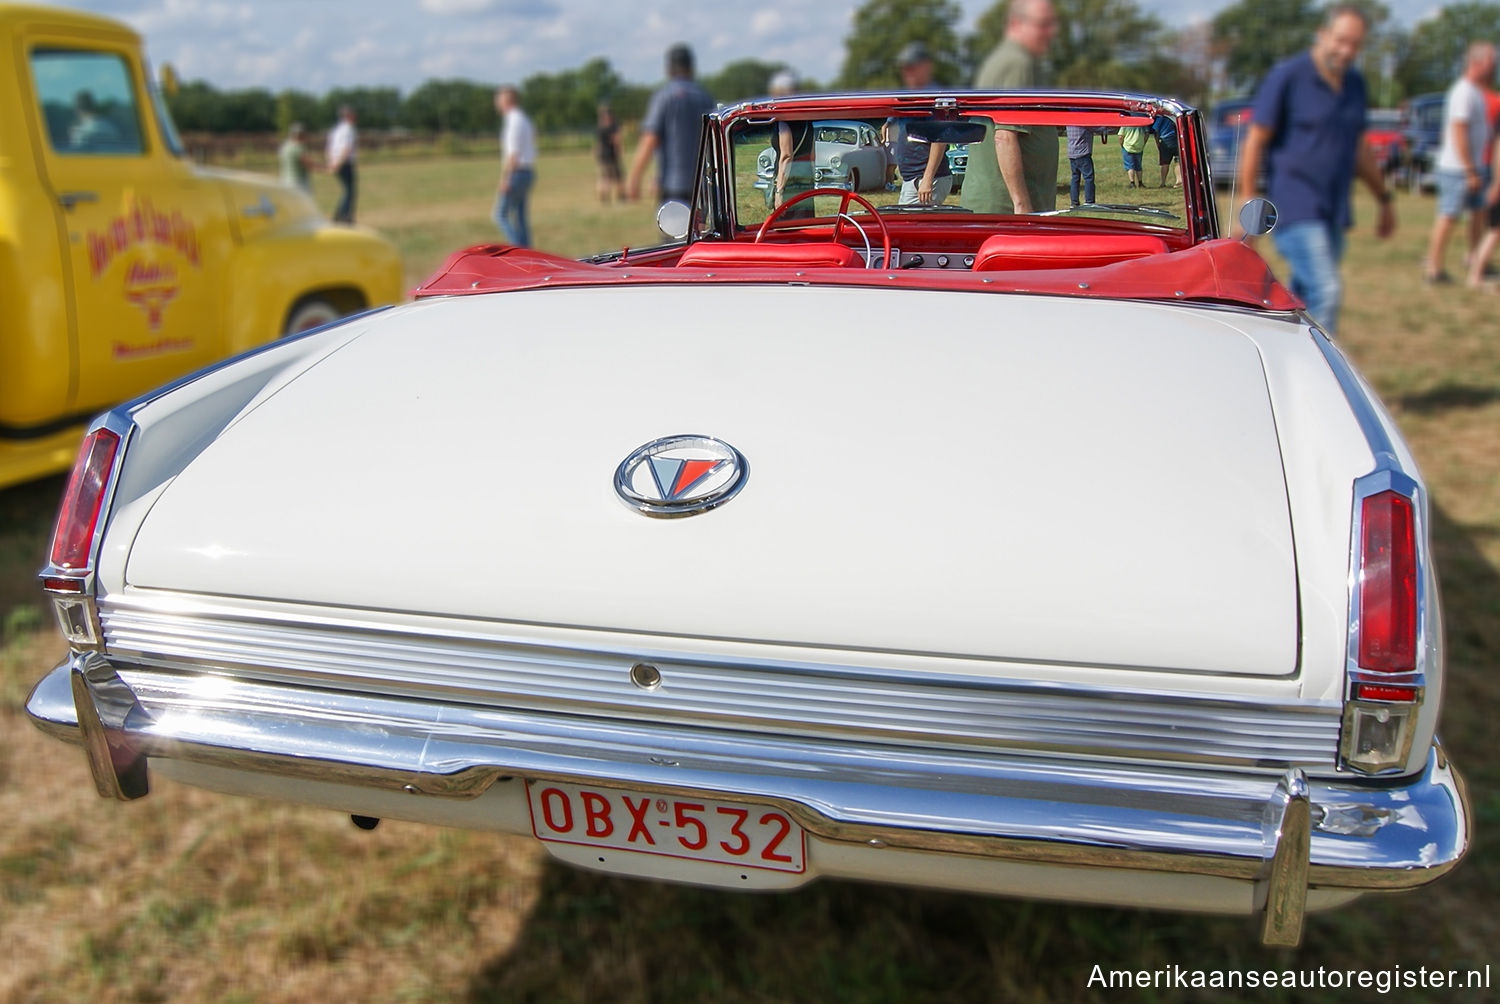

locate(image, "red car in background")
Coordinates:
1365 107 1408 186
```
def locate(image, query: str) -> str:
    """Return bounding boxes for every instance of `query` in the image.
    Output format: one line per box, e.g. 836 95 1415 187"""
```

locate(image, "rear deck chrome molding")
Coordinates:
95 591 1342 772
27 653 1470 908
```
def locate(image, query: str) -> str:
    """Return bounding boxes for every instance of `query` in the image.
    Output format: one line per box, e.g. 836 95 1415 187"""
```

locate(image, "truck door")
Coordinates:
25 37 232 417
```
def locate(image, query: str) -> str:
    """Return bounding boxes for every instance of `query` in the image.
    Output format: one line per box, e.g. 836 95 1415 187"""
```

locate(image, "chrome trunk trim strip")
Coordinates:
97 592 1343 772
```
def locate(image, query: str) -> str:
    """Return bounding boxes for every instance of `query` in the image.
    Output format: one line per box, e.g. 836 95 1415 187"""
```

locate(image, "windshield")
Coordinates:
730 110 1188 233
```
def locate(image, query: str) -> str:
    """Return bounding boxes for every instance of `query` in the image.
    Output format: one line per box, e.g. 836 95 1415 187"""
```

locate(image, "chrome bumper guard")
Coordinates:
28 654 1470 947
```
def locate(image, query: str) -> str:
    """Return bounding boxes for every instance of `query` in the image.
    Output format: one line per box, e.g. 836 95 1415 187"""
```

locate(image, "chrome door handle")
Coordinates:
58 190 99 210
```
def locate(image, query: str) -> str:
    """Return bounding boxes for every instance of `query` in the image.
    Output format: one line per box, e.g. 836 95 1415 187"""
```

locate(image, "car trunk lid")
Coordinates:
125 285 1299 677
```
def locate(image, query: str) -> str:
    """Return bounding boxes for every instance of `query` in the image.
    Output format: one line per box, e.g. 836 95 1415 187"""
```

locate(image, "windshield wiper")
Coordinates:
1033 203 1180 220
876 204 974 214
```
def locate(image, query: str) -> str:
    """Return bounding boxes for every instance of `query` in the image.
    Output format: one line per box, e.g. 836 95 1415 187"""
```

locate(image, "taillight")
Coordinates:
1356 490 1417 672
41 425 123 650
1342 485 1423 774
49 428 121 571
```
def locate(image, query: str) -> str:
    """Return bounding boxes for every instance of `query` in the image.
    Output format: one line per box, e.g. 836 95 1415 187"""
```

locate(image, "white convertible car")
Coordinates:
29 90 1469 947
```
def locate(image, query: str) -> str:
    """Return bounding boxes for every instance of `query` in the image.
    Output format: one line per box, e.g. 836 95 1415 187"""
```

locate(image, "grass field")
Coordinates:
1 143 1497 1003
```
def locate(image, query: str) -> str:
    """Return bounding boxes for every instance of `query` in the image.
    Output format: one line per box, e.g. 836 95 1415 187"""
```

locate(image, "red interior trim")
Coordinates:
676 242 865 269
417 239 1300 312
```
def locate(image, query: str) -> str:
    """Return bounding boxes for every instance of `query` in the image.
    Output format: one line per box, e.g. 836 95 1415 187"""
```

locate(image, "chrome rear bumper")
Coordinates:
28 653 1470 946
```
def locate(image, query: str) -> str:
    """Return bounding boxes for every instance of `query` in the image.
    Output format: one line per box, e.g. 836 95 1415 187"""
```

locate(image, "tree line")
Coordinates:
167 0 1500 136
167 57 798 135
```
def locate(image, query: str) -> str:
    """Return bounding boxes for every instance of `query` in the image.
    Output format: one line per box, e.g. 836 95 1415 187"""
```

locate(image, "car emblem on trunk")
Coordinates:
615 435 748 518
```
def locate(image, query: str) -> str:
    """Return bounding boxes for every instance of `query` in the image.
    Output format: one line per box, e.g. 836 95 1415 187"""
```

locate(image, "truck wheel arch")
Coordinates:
282 288 367 335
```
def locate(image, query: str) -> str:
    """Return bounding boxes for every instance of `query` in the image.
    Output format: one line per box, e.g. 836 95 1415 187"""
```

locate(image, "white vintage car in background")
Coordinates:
29 90 1469 948
754 118 890 193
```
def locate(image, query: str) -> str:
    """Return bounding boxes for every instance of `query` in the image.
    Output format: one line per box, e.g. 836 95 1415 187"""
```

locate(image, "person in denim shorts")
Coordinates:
1119 125 1147 187
1424 42 1497 284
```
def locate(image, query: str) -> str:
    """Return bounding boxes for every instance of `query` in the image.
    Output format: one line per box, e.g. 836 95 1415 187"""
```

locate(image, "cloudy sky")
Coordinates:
54 0 1445 93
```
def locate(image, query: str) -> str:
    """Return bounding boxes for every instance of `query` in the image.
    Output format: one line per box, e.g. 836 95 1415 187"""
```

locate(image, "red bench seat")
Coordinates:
972 233 1169 271
676 242 865 269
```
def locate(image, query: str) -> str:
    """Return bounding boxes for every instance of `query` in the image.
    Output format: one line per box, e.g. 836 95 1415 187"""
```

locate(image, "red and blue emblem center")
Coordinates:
648 456 727 501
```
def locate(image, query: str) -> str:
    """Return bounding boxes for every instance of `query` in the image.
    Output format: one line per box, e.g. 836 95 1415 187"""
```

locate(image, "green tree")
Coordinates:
275 89 324 133
164 79 222 131
221 87 276 132
1050 0 1170 91
512 58 626 132
399 79 497 133
702 59 789 103
321 87 402 130
838 0 963 89
1398 2 1500 98
1211 0 1323 93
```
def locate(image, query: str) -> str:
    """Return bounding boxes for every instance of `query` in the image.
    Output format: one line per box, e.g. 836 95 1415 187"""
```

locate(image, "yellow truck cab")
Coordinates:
0 3 403 488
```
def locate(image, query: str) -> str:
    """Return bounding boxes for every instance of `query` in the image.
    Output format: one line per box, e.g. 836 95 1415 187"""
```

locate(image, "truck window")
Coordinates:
30 49 145 156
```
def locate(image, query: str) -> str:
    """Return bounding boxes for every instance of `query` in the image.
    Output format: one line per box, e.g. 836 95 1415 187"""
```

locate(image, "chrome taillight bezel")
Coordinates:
1339 465 1426 774
38 411 134 650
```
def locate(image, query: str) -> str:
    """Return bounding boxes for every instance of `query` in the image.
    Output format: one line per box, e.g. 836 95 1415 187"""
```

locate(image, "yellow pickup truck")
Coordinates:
0 3 403 489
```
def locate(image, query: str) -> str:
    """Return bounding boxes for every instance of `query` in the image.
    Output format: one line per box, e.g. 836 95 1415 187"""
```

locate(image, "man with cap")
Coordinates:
627 43 715 208
890 41 952 206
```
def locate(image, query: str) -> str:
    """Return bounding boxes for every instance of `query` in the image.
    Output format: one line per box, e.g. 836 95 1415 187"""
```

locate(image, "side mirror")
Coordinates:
158 62 179 97
1238 197 1278 239
657 200 691 240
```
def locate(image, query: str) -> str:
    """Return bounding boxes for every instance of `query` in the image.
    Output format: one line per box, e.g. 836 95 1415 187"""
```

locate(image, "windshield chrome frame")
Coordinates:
701 90 1217 244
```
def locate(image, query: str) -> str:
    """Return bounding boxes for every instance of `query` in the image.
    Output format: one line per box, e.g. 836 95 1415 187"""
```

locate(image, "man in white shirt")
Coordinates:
1423 42 1496 283
325 105 358 223
494 86 538 247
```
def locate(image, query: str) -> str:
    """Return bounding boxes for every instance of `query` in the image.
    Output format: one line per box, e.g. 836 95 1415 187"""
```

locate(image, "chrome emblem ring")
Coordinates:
615 435 748 518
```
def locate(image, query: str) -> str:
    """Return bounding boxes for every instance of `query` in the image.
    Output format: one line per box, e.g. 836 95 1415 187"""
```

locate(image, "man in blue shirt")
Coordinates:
627 44 715 208
1236 4 1395 336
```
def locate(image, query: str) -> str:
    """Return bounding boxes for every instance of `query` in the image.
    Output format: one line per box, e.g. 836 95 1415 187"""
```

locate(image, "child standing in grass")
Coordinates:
1119 125 1147 188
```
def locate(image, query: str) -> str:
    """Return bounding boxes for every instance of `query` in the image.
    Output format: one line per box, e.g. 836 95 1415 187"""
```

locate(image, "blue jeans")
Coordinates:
1273 219 1345 336
333 160 356 223
1069 155 1095 205
495 167 534 247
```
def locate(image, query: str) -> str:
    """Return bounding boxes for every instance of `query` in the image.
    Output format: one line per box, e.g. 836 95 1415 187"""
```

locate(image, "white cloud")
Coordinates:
749 10 781 38
536 17 571 42
420 0 495 13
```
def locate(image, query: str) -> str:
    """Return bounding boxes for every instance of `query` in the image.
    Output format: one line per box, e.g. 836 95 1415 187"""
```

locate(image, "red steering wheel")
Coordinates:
755 187 892 269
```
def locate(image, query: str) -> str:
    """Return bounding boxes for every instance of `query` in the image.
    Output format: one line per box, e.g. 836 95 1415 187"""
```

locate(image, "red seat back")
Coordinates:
676 242 864 269
972 233 1169 271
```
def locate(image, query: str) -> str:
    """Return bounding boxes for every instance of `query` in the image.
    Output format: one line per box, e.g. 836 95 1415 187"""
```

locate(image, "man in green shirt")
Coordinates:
961 0 1060 215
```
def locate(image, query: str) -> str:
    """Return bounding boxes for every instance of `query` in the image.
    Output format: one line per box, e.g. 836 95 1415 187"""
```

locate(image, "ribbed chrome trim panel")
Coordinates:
99 595 1340 770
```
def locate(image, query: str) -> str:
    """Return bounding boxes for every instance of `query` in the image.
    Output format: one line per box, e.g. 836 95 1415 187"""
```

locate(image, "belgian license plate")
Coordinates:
525 780 806 874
